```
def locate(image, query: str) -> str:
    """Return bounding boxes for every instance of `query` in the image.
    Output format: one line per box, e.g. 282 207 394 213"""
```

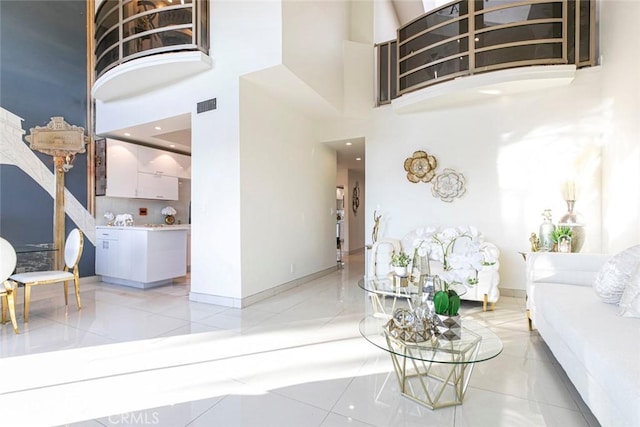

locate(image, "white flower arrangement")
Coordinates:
161 206 177 216
410 226 495 288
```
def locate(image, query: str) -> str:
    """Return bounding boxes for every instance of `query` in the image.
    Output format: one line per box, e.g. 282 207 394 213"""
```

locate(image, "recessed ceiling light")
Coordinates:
356 157 361 161
346 142 353 146
154 126 162 130
124 132 131 136
169 144 176 148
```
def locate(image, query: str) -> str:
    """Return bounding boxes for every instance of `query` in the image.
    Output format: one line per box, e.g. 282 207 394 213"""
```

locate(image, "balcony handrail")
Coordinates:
94 0 209 79
379 0 596 104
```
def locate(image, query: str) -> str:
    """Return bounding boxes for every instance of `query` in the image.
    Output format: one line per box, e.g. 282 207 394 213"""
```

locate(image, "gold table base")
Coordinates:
384 331 481 409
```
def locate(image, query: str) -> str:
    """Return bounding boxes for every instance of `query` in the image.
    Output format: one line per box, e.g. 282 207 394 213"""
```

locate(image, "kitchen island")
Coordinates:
96 225 188 289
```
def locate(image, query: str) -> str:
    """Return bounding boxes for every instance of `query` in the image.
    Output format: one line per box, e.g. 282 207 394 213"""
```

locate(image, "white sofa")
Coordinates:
526 252 640 427
368 226 500 310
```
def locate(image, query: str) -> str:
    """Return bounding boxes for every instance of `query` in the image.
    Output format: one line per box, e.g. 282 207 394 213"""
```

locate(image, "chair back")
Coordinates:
0 237 17 282
64 229 84 269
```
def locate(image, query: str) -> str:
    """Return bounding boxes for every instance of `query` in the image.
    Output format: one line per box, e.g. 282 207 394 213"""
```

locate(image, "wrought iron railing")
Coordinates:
377 0 596 105
95 0 209 79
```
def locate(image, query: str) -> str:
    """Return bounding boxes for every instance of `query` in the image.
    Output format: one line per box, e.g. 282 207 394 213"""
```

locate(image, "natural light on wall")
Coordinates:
496 124 603 252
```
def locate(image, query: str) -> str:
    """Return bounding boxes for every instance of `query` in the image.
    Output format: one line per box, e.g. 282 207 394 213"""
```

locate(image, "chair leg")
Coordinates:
64 280 69 306
1 295 6 324
483 294 488 312
6 291 18 333
24 284 31 322
74 275 81 309
491 302 496 311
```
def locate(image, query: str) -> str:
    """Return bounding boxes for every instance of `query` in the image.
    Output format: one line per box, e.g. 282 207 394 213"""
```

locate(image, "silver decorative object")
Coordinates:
538 209 555 252
431 169 466 202
434 314 462 340
558 200 585 252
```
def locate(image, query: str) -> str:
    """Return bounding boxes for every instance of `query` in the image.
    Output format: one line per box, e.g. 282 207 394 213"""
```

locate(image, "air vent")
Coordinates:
197 98 217 113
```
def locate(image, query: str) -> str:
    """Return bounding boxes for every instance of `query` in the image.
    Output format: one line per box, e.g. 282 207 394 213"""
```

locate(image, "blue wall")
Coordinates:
0 0 95 276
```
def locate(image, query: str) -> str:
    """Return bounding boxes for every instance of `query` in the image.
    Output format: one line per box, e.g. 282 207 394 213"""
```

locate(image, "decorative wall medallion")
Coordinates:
431 168 466 202
404 150 438 183
352 181 360 215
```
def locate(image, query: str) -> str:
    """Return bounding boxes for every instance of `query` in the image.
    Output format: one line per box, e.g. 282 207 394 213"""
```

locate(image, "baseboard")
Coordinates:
80 275 101 284
189 265 338 308
499 288 527 298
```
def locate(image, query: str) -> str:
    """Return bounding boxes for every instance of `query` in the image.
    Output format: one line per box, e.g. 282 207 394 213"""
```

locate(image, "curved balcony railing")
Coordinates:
95 0 209 79
377 0 595 105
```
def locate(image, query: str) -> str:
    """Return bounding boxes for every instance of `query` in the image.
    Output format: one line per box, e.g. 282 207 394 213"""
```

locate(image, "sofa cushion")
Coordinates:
619 263 640 318
593 245 640 304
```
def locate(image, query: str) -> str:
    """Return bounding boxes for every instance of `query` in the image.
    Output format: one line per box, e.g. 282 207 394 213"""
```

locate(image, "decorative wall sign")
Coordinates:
404 150 438 183
26 116 85 158
431 169 466 202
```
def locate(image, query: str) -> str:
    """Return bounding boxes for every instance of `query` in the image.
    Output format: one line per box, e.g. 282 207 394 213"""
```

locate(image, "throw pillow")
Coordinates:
593 245 640 304
619 263 640 318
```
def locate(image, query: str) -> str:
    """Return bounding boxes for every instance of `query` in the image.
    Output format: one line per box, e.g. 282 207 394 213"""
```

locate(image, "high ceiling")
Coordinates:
98 0 443 168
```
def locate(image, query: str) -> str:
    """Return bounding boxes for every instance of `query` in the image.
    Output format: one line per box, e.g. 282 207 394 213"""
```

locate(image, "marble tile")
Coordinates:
189 392 328 427
455 387 588 427
0 253 600 427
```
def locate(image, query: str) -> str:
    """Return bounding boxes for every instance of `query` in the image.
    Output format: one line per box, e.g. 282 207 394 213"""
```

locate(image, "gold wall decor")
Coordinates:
404 150 437 183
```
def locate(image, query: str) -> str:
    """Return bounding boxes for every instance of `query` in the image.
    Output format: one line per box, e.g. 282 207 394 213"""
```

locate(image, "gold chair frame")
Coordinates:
0 237 19 333
10 229 84 322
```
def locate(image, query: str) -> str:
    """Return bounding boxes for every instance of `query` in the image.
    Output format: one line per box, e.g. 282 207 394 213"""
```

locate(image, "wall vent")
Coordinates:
197 98 217 113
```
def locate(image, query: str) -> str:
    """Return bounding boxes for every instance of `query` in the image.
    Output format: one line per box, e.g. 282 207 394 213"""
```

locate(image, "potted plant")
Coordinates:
432 288 462 340
551 226 573 252
391 250 411 277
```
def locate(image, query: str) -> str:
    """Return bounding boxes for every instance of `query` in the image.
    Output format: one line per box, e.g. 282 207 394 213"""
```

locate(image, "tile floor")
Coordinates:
0 253 600 427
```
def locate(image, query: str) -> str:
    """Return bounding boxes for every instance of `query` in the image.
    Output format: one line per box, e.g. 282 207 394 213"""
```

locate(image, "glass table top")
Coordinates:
358 276 467 298
359 315 503 365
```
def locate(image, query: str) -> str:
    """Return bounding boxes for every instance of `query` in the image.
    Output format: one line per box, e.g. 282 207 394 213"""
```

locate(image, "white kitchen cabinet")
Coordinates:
104 139 189 200
174 152 191 179
105 139 138 198
95 228 119 276
137 145 179 176
137 172 179 200
95 226 188 288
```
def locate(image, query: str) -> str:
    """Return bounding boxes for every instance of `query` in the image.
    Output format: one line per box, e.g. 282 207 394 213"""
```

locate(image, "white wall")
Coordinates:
282 0 349 111
599 0 640 252
318 67 604 291
374 0 399 43
239 79 337 298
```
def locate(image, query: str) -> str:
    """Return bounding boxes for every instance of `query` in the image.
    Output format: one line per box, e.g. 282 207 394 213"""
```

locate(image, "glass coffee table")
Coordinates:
358 276 466 318
359 314 503 409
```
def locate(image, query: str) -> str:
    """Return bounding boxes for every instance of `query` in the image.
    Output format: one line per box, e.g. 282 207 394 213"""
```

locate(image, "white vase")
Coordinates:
393 266 408 277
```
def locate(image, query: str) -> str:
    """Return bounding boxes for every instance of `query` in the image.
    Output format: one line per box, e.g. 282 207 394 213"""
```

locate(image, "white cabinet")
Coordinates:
95 228 119 276
104 139 187 200
95 226 187 288
105 139 138 198
137 172 179 200
138 145 179 176
174 152 191 179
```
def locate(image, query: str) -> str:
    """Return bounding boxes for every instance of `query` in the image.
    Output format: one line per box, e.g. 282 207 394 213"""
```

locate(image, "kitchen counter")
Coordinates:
95 226 187 289
97 224 191 231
